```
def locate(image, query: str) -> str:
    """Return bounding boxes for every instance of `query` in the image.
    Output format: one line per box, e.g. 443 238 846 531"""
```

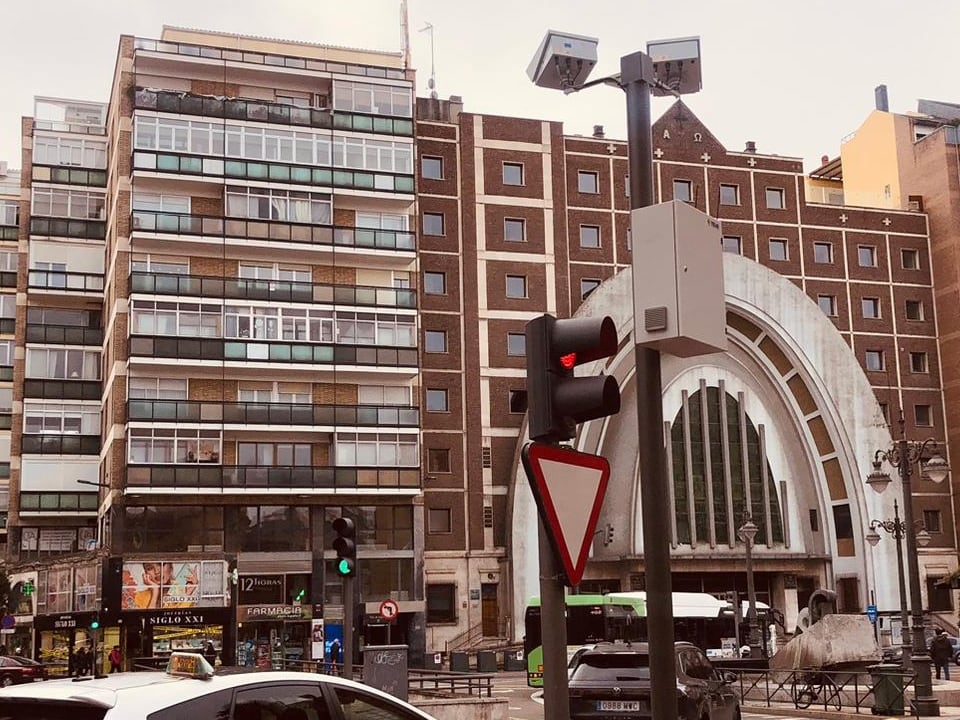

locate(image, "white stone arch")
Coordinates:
508 254 904 638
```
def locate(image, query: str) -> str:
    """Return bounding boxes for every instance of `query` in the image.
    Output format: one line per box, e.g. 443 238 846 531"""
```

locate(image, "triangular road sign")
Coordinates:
521 442 611 587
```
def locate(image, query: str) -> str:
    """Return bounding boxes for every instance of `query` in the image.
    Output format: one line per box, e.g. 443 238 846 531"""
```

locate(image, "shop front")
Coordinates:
117 558 233 667
8 571 38 659
236 603 313 669
34 611 100 677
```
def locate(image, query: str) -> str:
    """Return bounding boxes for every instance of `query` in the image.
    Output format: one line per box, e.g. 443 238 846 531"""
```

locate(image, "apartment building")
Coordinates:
9 28 424 672
415 97 956 650
0 160 18 551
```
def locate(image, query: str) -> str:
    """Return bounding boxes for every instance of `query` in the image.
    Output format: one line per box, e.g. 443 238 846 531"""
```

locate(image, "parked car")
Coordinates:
0 655 46 686
567 641 740 720
0 651 437 719
568 644 598 678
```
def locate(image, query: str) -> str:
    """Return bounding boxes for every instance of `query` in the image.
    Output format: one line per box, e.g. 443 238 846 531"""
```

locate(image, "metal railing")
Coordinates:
31 164 107 187
29 270 104 292
130 271 417 307
408 669 494 698
731 666 915 714
30 217 106 240
127 399 419 427
26 324 103 345
131 210 416 251
126 464 421 491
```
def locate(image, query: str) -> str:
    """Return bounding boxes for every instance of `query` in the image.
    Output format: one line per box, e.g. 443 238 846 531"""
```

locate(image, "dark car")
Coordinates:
568 641 740 720
0 655 46 686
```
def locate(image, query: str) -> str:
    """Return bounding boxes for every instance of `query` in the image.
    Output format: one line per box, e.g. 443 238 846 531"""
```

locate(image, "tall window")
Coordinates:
427 584 457 623
673 180 692 203
502 162 524 186
718 184 739 205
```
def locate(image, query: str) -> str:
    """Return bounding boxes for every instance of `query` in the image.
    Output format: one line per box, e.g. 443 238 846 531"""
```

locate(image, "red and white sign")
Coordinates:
521 443 611 587
379 599 399 622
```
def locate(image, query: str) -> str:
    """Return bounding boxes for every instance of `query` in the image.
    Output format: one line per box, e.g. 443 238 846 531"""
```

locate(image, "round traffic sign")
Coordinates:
379 599 399 622
0 615 14 629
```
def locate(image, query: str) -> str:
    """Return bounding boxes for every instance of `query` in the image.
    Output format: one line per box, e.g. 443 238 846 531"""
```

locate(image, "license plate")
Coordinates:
597 700 641 712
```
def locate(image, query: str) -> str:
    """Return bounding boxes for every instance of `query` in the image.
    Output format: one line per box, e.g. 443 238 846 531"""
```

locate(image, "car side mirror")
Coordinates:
721 671 738 685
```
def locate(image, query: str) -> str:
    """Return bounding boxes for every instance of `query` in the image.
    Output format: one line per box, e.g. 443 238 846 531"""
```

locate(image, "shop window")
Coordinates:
237 506 311 552
124 506 223 552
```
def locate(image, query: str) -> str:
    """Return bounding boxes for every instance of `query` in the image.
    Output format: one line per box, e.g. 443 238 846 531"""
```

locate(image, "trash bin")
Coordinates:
476 651 496 672
503 649 525 671
450 651 470 673
870 663 904 716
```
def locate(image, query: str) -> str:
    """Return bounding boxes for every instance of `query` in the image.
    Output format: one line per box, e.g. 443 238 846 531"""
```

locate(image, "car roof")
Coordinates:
581 640 700 655
0 670 432 716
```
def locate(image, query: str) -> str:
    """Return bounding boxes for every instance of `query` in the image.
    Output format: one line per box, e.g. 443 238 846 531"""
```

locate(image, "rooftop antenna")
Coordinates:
400 0 411 70
420 22 438 99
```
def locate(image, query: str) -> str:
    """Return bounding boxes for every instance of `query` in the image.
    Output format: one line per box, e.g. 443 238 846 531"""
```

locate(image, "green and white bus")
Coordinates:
523 593 645 687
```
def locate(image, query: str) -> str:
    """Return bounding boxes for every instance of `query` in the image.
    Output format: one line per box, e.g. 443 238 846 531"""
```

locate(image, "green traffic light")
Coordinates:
336 558 354 576
90 621 100 630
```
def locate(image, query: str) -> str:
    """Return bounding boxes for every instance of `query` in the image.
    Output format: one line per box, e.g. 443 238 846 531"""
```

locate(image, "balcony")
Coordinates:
30 217 106 240
127 464 420 491
128 399 419 427
129 335 419 368
133 88 414 138
132 151 415 195
26 324 103 345
0 227 16 241
23 379 101 400
21 434 100 455
132 211 416 252
0 271 15 288
33 119 105 136
31 165 107 187
133 38 407 81
29 270 104 293
19 492 99 513
129 271 416 308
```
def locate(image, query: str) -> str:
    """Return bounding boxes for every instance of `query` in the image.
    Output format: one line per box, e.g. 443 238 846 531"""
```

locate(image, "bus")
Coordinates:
523 594 645 687
524 591 773 686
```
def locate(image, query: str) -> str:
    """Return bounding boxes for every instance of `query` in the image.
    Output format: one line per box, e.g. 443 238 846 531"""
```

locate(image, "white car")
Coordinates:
0 652 437 720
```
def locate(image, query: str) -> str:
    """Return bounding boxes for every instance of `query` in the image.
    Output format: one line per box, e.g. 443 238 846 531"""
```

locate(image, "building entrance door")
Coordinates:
481 583 498 637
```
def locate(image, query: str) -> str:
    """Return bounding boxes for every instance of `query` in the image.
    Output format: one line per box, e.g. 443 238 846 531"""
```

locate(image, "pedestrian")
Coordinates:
203 641 217 666
75 645 89 677
930 629 953 680
109 645 122 673
328 638 342 674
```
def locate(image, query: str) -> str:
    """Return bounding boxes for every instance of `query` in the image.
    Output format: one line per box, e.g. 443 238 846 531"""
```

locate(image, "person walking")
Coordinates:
75 645 89 677
930 629 953 680
108 645 122 673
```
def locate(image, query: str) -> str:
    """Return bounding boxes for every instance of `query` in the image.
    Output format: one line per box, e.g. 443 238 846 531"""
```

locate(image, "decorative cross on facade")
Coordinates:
839 214 848 223
700 152 711 163
882 217 892 226
747 158 757 167
654 148 664 159
606 143 617 155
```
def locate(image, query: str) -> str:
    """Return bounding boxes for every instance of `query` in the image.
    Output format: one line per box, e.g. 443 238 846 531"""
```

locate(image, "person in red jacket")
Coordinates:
108 645 122 673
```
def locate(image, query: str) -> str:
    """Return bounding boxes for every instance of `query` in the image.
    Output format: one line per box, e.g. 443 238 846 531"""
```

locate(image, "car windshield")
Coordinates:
0 701 107 720
572 653 651 681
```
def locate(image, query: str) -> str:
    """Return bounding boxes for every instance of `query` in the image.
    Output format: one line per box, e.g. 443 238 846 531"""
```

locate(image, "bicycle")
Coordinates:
791 670 842 710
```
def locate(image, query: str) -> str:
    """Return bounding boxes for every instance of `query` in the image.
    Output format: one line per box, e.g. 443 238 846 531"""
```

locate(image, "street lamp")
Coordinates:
738 515 761 661
865 499 929 667
527 31 702 720
866 411 950 717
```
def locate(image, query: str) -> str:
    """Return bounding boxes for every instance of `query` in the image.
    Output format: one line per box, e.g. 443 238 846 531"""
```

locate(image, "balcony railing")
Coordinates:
30 217 106 240
133 37 407 81
128 399 419 426
31 165 107 187
133 88 414 138
127 464 420 491
132 210 416 251
132 151 415 195
29 270 104 292
0 319 13 335
129 271 417 308
0 367 12 382
23 379 101 400
0 413 10 430
0 227 16 241
129 335 419 368
21 434 100 455
26 324 103 345
0 271 15 288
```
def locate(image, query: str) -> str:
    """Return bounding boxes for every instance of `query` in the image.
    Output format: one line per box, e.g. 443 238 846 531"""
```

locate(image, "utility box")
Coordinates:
631 200 726 357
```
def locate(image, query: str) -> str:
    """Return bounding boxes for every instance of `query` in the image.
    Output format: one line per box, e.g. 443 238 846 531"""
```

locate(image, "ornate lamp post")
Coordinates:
866 499 932 668
866 412 950 717
738 515 761 661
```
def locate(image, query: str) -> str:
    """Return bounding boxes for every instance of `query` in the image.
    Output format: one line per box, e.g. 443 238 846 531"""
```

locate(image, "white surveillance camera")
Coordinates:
527 30 599 91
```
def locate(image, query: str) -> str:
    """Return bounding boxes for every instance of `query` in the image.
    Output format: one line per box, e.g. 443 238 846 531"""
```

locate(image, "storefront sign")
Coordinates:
121 560 228 609
34 612 98 632
238 604 312 622
238 575 284 605
149 612 209 626
53 616 76 629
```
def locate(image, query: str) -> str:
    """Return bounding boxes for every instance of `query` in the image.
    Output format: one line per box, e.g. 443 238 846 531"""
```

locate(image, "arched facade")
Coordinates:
509 254 954 636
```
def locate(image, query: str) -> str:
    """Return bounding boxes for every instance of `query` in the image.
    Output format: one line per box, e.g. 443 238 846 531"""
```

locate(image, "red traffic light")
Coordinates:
559 352 577 370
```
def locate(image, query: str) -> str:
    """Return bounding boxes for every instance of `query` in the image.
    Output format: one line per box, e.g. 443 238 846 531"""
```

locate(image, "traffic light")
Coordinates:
525 314 621 443
602 523 614 546
332 517 356 577
90 619 100 631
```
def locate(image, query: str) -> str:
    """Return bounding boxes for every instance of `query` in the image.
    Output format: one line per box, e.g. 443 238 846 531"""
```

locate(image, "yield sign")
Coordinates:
521 442 611 587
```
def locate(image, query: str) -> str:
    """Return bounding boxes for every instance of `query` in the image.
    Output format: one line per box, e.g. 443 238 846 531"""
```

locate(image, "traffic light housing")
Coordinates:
90 619 100 630
525 314 621 443
332 517 356 577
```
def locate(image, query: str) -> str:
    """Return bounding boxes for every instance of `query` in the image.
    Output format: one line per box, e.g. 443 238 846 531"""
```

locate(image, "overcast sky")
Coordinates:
2 0 958 172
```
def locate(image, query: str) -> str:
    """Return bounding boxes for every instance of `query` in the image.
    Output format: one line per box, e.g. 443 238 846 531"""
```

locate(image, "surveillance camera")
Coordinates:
527 30 599 91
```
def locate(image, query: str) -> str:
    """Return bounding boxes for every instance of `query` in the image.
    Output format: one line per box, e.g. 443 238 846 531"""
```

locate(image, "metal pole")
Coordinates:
744 535 761 660
343 576 354 680
892 500 912 670
623 48 676 720
538 519 570 720
900 432 939 716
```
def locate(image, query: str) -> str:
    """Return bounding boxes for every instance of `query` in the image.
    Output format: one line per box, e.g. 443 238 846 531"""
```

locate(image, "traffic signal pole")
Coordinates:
537 519 570 720
623 49 677 720
342 575 354 679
